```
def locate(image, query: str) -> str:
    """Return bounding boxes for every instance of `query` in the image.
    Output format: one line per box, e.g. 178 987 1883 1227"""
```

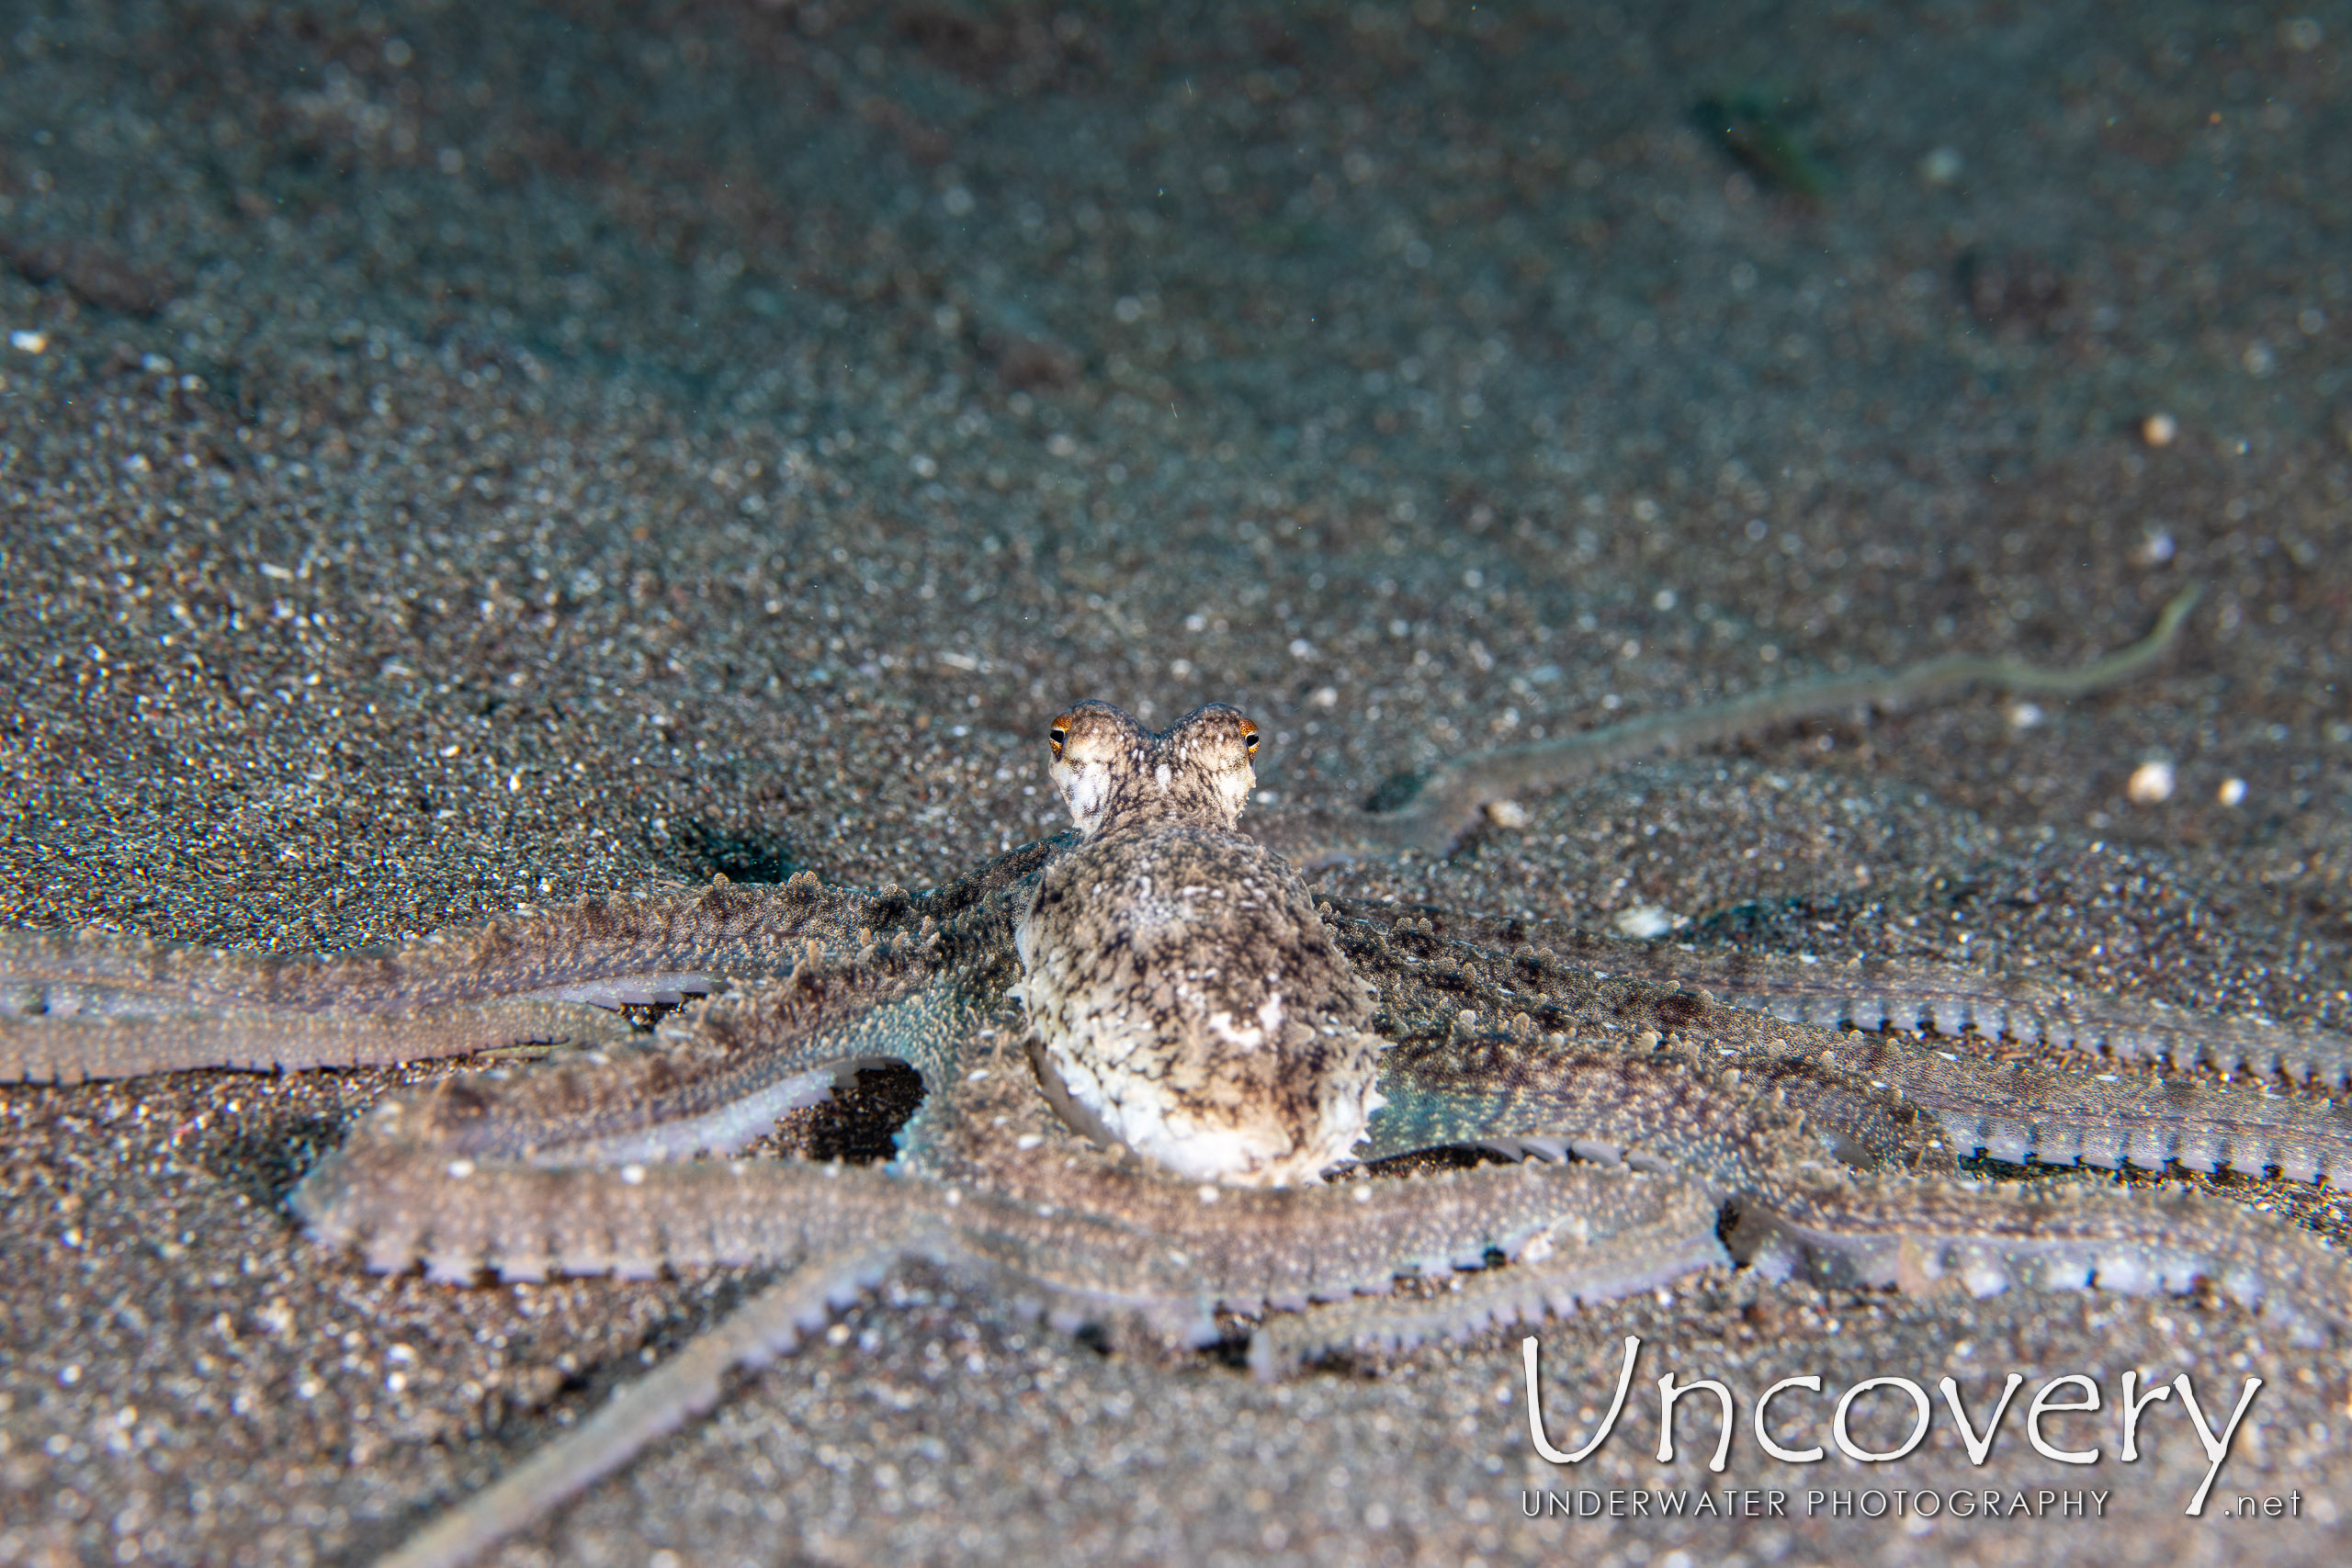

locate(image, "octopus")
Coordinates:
6 590 2350 1568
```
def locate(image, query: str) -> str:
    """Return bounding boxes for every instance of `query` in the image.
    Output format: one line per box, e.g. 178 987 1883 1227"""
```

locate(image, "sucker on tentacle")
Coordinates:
0 848 1072 1086
1325 897 2352 1088
0 997 635 1084
1727 1172 2352 1348
1338 911 2352 1190
0 874 882 1081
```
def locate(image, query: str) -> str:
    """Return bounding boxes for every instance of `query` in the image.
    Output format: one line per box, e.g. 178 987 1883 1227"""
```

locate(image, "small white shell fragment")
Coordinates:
2007 702 2044 730
1614 904 1673 939
1484 798 1530 829
2127 760 2177 804
2217 777 2247 807
2142 412 2178 447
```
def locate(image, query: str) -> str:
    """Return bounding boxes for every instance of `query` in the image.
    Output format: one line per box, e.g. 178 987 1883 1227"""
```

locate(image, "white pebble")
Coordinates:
2217 777 2247 807
2007 702 2044 730
8 329 47 355
2142 412 2178 447
1484 799 1529 829
1614 904 1673 940
2127 760 2177 804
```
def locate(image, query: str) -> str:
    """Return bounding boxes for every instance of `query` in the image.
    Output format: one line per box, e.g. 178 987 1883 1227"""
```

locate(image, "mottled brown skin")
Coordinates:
1016 702 1385 1183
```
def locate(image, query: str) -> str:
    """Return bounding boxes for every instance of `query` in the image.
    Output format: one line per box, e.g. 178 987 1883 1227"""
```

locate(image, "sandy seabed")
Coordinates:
2 3 2348 1564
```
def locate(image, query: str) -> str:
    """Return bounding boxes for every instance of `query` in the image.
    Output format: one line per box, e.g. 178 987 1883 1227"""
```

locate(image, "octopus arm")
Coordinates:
1245 1173 1729 1379
0 998 633 1084
0 873 891 1082
298 1100 961 1285
1325 897 2352 1088
340 1158 1716 1566
1730 1173 2352 1348
331 918 1012 1168
1361 1032 1861 1190
368 1239 924 1568
1797 1031 2352 1189
1347 916 2352 1190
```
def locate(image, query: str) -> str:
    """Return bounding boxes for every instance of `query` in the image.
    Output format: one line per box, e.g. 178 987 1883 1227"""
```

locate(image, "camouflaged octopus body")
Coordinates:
1014 701 1385 1186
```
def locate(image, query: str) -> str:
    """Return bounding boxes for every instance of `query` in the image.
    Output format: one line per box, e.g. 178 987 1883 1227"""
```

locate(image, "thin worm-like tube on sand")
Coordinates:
1258 588 2199 866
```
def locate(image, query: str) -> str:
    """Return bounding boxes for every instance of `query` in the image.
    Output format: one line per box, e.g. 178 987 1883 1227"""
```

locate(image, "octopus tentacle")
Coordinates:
0 844 1069 1086
1342 915 2351 1190
1362 1029 1917 1188
345 1147 1724 1566
1329 898 2352 1088
982 1156 1710 1318
299 1000 1665 1325
0 999 633 1084
1 875 876 1014
1779 1032 2352 1188
382 915 1016 1167
1243 1172 1729 1379
303 1035 1729 1326
371 1241 926 1568
1260 588 2198 865
1728 1172 2352 1348
0 874 888 1082
296 1106 936 1283
1706 954 2352 1087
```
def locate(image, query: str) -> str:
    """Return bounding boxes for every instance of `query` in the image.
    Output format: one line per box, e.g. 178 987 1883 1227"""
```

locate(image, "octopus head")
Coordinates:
1047 700 1261 837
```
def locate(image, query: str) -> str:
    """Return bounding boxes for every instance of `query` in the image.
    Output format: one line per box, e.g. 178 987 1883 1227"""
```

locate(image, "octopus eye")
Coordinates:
1047 714 1072 761
1239 720 1260 759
